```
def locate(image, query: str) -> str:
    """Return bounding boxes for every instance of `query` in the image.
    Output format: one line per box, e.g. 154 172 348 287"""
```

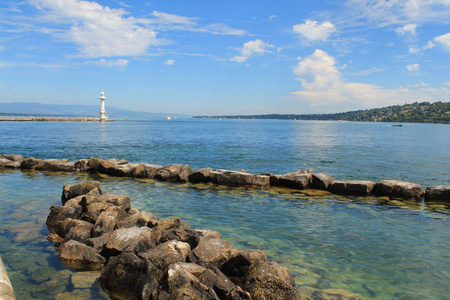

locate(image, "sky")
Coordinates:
0 0 449 115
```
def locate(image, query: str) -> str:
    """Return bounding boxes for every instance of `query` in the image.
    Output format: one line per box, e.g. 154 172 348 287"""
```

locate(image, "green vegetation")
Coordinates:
194 101 450 124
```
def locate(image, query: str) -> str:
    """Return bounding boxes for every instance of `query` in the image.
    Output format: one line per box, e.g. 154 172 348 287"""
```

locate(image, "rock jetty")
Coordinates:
1 154 449 202
46 181 300 299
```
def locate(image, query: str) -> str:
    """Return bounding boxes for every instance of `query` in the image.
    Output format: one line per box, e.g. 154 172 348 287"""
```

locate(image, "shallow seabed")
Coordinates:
1 170 449 300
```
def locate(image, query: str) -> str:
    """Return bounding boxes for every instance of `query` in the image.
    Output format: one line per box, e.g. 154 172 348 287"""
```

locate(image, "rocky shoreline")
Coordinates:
46 181 301 299
1 154 449 202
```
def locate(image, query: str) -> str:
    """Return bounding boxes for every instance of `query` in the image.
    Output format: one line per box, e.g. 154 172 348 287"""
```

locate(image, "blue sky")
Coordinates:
0 0 449 115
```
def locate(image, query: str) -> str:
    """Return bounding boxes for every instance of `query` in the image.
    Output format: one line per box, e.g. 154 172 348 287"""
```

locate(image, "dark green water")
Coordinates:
0 119 449 299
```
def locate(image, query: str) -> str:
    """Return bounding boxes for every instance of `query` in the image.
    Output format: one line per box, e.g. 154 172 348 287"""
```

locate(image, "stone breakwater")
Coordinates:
1 154 449 202
46 181 301 299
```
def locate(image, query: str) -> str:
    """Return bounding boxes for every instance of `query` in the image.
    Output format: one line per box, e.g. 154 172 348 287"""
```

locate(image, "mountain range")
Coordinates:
0 102 190 119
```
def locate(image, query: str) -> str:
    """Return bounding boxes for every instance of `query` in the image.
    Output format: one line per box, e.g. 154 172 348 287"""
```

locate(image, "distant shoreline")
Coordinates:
0 117 113 122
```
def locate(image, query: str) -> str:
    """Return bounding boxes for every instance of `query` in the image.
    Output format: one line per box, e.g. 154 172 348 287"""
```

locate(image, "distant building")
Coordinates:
99 91 107 122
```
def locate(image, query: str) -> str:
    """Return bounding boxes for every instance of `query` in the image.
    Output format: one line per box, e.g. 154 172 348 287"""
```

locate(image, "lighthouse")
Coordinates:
99 90 107 122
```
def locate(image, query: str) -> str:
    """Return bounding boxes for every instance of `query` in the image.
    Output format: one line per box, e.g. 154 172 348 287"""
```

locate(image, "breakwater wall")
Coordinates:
1 154 449 202
0 256 15 300
0 117 109 122
47 181 301 299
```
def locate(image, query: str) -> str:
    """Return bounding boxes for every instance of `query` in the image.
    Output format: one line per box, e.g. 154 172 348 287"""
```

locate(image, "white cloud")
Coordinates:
409 46 420 54
148 11 246 35
150 11 197 26
94 58 129 67
230 39 275 63
30 0 161 58
423 40 436 49
406 63 420 71
293 20 336 43
268 15 276 21
434 33 450 52
346 0 450 25
395 23 418 35
165 59 175 65
292 49 415 108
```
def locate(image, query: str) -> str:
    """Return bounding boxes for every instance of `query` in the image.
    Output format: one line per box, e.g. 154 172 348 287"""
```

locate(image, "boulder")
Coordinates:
0 154 23 168
86 157 115 173
106 158 128 165
107 163 139 177
132 163 163 178
278 170 312 189
80 193 131 211
117 211 158 228
156 164 193 182
99 252 162 300
165 263 220 300
188 168 214 183
64 224 93 245
59 240 106 271
46 205 82 234
74 159 89 172
312 173 335 190
194 229 221 241
0 255 15 300
102 227 157 257
54 218 94 238
159 217 199 248
211 170 270 188
87 233 112 253
242 261 300 300
20 157 43 169
168 262 251 300
92 210 121 237
139 240 191 270
221 249 267 278
61 181 103 204
81 201 111 223
425 185 450 202
35 159 75 172
374 180 423 200
329 180 376 195
192 238 233 268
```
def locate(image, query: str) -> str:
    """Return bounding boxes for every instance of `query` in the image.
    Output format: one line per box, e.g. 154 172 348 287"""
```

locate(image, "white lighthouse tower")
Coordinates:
99 90 107 122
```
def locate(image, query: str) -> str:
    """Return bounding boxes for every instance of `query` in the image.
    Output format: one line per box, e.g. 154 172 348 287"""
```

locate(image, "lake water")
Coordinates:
0 119 449 299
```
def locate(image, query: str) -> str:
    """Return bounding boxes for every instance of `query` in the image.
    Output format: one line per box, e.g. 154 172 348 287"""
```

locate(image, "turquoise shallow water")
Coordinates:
0 119 449 299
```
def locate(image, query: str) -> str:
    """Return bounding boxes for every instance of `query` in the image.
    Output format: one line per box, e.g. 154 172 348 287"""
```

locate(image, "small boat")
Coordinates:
391 124 403 127
166 116 171 120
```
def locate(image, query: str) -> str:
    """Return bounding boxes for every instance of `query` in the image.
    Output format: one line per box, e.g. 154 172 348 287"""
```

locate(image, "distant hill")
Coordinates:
0 102 190 119
194 101 450 124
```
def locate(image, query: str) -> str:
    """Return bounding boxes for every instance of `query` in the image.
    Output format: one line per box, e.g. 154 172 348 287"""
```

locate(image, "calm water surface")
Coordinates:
0 119 449 299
